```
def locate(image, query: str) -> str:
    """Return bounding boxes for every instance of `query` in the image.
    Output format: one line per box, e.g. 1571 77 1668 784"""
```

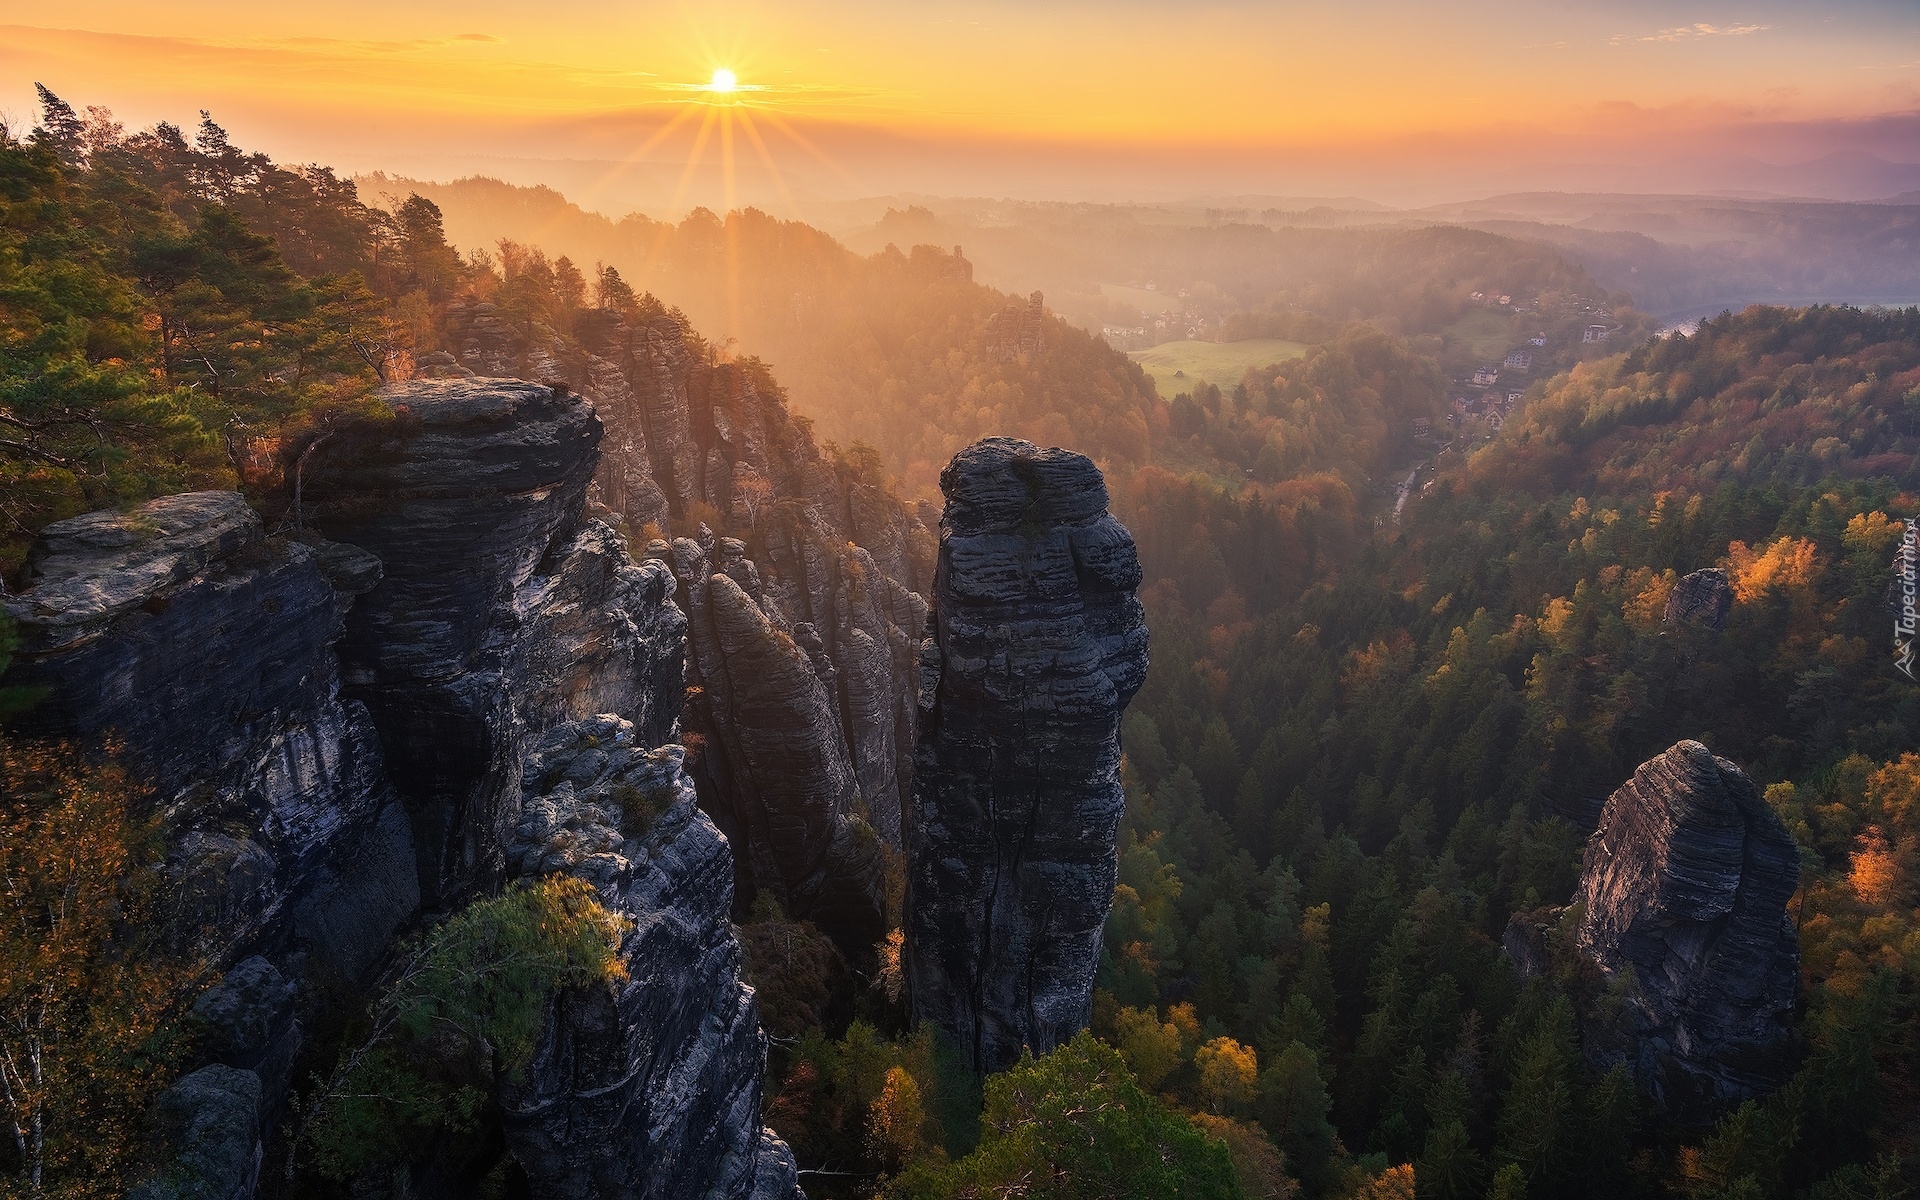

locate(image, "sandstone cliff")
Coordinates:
504 717 802 1199
1574 740 1801 1120
442 300 930 950
904 437 1149 1075
299 378 686 908
4 489 418 1001
3 378 800 1197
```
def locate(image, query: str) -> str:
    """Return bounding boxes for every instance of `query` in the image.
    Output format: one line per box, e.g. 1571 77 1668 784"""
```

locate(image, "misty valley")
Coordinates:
4 47 1920 1200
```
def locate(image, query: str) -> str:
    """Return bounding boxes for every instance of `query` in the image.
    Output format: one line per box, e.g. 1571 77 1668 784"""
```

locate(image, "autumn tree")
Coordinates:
294 876 629 1181
0 737 201 1198
891 1032 1239 1200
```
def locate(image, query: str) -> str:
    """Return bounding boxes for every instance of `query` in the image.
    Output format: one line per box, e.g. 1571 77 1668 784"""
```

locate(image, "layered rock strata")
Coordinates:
2 376 805 1197
1574 740 1801 1119
3 491 417 992
666 533 887 956
905 437 1149 1075
502 717 802 1199
443 302 930 942
300 377 685 906
1665 567 1735 631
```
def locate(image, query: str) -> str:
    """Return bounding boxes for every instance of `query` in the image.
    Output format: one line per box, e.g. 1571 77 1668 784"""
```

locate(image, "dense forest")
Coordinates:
6 86 1920 1200
1107 303 1920 1199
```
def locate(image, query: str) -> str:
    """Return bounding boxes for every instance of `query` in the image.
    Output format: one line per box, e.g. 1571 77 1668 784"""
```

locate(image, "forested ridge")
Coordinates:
6 84 1920 1200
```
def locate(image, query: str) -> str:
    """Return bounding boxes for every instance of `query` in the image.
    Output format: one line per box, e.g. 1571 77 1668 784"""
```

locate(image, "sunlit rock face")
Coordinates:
447 303 929 948
905 437 1149 1075
501 717 802 1200
1575 740 1801 1121
301 377 685 907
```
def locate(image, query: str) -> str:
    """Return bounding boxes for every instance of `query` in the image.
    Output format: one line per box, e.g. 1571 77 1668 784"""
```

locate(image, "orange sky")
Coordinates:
4 2 1918 206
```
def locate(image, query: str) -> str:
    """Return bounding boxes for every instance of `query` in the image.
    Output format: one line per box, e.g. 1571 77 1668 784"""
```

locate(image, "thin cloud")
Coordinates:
451 34 504 44
1612 22 1772 45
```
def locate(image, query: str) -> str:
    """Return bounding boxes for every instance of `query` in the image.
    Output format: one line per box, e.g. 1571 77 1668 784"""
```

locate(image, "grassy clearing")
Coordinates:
1440 308 1514 363
1129 338 1309 395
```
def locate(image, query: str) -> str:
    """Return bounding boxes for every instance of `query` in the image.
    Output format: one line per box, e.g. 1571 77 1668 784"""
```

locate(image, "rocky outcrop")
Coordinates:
300 378 685 907
503 717 802 1200
665 534 887 956
1574 740 1801 1120
1665 567 1734 630
905 437 1149 1075
131 1065 264 1200
2 491 418 994
985 292 1047 361
445 302 931 943
1 376 789 1197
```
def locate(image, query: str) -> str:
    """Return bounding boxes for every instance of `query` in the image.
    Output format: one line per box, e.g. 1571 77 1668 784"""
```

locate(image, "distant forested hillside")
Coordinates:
850 204 1634 342
358 174 1164 492
1486 305 1920 495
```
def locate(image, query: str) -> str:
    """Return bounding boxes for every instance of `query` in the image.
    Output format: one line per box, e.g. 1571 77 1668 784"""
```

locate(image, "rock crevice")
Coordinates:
447 304 929 949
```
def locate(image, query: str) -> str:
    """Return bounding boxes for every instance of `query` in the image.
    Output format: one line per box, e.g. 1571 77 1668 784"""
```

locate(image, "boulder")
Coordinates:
131 1065 263 1200
1665 567 1734 631
1574 740 1801 1120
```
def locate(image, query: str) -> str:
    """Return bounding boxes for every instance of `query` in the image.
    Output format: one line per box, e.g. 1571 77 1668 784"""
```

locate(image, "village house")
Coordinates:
1503 349 1532 370
1583 324 1611 343
1473 366 1499 386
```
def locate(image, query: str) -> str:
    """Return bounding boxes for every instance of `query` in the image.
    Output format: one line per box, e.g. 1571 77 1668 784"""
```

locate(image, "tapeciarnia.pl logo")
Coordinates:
1899 519 1918 680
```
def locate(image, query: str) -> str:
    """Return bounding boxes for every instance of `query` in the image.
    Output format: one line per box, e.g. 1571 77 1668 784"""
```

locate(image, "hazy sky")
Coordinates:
5 2 1919 207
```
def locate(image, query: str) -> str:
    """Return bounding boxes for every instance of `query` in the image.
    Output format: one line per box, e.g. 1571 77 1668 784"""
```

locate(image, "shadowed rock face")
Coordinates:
2 491 418 996
905 437 1149 1075
4 492 418 1181
1665 568 1734 631
503 717 802 1200
667 535 888 958
4 377 807 1197
1575 740 1801 1120
446 305 929 946
302 378 685 907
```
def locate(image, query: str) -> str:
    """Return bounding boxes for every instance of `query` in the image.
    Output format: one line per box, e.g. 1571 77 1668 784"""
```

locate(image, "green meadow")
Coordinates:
1128 337 1310 395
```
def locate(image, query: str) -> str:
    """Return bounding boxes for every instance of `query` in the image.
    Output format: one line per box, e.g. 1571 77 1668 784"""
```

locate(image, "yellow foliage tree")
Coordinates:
1848 827 1904 909
1842 511 1904 559
0 737 202 1199
1114 1006 1185 1090
1725 536 1820 602
1194 1036 1258 1114
867 1064 927 1169
1357 1162 1417 1200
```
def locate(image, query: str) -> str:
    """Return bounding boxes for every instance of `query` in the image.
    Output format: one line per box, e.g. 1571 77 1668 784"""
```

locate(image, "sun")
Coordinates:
707 68 738 93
